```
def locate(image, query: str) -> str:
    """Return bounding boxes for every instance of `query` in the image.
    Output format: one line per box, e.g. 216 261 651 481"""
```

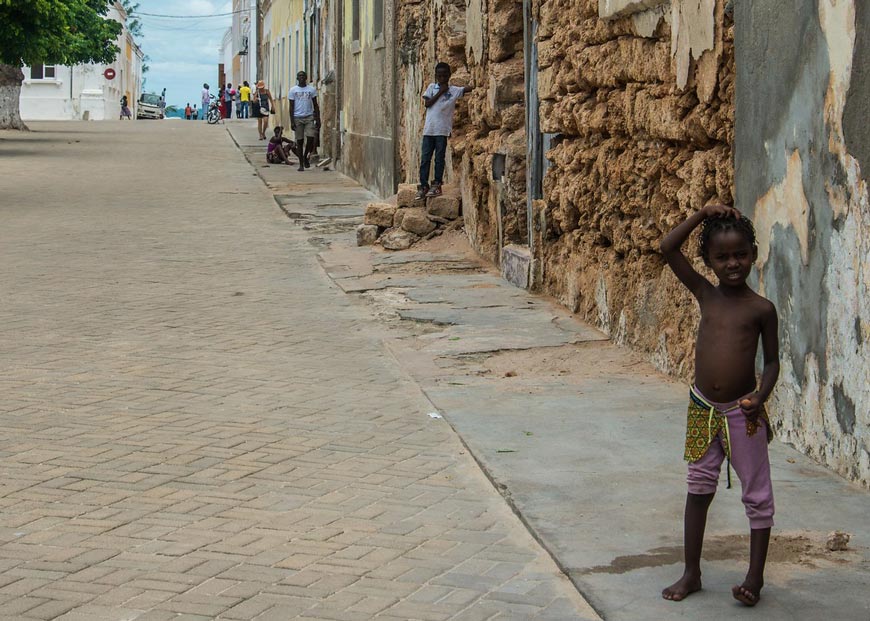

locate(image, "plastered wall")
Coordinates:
340 0 397 196
735 0 870 486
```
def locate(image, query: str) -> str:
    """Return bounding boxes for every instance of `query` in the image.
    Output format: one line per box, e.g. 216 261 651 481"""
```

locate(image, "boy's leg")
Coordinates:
662 491 715 602
432 136 447 186
296 136 306 171
303 122 316 166
725 412 774 606
732 527 770 606
663 437 724 601
419 136 434 191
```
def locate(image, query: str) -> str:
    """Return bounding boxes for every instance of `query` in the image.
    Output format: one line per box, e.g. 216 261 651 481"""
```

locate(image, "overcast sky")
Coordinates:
135 0 232 108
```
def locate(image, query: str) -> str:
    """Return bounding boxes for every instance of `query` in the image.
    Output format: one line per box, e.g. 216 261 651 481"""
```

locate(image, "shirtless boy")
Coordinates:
659 204 779 607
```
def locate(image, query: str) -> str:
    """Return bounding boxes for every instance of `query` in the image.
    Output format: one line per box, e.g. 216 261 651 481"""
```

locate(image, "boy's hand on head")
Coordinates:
703 204 741 220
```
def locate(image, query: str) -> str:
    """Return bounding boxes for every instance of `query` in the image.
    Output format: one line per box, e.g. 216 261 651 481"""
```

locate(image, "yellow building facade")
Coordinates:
266 0 307 127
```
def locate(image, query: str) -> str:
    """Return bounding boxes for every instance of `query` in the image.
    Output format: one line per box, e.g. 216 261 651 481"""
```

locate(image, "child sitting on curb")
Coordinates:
267 127 296 166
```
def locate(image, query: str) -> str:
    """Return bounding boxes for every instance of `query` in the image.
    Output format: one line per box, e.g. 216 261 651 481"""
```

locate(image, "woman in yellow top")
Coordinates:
252 80 275 140
239 81 252 119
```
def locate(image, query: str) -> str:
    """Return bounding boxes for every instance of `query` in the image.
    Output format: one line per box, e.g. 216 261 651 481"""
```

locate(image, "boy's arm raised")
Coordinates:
659 205 735 297
423 85 447 108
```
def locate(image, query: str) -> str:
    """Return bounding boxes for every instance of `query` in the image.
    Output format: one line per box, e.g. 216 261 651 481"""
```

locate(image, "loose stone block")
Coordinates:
380 228 419 250
401 208 437 236
396 184 419 208
501 244 531 289
427 195 461 220
356 224 379 246
364 202 397 228
393 207 408 229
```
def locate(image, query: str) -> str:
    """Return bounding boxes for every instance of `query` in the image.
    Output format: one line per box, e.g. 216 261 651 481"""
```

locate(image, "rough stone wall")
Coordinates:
535 0 733 379
736 0 870 487
396 0 526 264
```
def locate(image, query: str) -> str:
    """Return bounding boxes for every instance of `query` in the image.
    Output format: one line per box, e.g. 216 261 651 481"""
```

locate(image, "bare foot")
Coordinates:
662 572 702 601
732 582 761 606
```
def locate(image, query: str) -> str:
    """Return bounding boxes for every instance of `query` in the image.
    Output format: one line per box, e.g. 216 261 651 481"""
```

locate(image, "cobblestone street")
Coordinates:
0 122 597 621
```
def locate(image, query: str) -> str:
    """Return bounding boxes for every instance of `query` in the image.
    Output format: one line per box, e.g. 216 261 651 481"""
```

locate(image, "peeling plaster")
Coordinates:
598 0 716 89
753 150 811 268
466 0 485 65
737 0 870 486
632 5 669 37
671 0 716 89
599 0 668 20
595 276 610 334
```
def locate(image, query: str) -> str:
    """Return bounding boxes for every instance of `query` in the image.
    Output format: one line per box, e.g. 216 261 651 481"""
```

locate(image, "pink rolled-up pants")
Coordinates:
686 387 775 529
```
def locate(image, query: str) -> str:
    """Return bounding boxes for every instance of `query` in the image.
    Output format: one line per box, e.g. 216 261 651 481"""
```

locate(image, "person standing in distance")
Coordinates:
224 83 234 119
239 81 251 119
288 71 320 172
416 62 472 199
201 83 210 122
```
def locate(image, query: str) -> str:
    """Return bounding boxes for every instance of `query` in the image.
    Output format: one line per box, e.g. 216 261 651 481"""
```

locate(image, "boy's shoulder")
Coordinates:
721 288 777 319
753 291 777 317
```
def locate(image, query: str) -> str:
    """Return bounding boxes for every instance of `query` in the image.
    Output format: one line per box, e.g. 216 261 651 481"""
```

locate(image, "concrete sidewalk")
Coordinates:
225 121 870 620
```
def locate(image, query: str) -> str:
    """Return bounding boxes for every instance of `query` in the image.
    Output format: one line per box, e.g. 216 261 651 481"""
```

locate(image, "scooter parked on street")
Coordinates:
206 95 223 125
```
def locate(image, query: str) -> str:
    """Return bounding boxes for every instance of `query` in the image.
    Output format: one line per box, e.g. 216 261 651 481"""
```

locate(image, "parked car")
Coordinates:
137 92 165 119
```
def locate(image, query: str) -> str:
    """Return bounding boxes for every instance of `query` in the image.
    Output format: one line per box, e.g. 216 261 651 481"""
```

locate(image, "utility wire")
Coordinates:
136 10 246 18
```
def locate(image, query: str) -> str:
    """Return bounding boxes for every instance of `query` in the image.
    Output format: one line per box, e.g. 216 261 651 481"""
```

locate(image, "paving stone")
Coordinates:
0 121 597 621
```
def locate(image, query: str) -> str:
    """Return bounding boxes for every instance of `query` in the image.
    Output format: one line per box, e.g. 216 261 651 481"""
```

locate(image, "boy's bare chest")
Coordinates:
698 297 761 338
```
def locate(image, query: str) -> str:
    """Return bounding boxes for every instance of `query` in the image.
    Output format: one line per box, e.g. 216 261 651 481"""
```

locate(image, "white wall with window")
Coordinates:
19 2 143 121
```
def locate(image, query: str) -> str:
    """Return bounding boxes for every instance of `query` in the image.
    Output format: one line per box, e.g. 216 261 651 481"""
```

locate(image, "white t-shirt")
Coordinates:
289 85 317 117
201 88 210 105
422 84 465 136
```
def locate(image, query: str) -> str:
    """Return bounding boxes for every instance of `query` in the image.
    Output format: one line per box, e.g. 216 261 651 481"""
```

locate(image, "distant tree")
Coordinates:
0 0 122 130
141 54 151 90
119 1 148 92
120 1 143 40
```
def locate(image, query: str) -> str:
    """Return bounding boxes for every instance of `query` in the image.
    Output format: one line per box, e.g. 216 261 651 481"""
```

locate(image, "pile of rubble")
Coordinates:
357 184 463 250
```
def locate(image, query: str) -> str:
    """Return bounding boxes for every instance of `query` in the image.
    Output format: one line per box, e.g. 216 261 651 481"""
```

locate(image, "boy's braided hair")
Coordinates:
699 210 757 263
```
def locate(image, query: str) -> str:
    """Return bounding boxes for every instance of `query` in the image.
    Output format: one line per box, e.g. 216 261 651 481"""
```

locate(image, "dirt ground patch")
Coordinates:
584 531 859 575
449 342 651 382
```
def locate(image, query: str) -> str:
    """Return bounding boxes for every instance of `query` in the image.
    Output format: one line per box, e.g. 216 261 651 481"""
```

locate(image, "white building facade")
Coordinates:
219 0 257 89
19 2 143 121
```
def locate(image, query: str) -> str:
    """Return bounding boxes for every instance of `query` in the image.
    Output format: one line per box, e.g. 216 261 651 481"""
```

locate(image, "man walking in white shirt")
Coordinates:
289 71 320 172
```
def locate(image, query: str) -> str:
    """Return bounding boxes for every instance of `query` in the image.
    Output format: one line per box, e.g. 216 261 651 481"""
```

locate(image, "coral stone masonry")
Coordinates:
359 185 464 250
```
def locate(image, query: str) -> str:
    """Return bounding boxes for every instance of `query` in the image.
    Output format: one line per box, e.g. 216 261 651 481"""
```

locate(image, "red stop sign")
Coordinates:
104 68 116 80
